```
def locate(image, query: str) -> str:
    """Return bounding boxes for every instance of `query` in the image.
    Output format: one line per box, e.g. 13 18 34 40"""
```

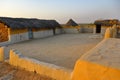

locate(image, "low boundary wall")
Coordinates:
9 49 71 80
0 41 11 46
0 47 10 61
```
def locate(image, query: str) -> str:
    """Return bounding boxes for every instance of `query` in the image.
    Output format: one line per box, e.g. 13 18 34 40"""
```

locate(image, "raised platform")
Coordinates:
72 38 120 80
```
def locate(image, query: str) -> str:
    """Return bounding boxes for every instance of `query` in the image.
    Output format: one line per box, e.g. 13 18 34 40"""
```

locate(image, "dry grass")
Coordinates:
0 62 13 77
0 62 54 80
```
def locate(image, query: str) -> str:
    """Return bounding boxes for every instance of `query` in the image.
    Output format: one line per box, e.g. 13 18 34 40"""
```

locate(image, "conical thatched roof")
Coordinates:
94 19 119 26
66 19 78 26
0 17 61 29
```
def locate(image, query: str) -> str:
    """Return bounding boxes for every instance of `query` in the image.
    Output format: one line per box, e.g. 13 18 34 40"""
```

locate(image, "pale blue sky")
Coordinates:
0 0 120 23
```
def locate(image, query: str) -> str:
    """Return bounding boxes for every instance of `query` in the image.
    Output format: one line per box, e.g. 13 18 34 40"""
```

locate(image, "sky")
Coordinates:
0 0 120 24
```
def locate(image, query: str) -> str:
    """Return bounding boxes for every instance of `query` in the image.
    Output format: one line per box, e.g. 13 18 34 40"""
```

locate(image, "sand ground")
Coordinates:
8 33 102 70
0 62 54 80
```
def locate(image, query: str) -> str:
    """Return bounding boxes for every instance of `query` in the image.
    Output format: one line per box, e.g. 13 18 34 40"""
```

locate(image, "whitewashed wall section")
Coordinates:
80 27 93 33
9 32 29 43
33 30 53 39
55 29 63 34
101 28 106 35
93 27 107 35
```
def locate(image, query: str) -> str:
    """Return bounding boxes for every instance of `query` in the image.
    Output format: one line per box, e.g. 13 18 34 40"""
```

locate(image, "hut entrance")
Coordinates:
96 25 101 33
28 28 33 39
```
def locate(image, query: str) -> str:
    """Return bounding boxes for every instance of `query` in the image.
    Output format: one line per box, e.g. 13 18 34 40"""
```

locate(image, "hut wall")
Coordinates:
0 23 9 42
62 26 80 34
101 26 109 35
9 29 29 43
9 49 71 80
63 28 80 34
80 25 94 33
33 29 53 39
63 25 94 33
55 28 63 34
93 25 109 35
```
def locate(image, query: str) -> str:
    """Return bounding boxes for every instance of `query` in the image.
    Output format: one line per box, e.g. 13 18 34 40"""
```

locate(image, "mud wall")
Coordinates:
33 30 53 39
9 49 71 80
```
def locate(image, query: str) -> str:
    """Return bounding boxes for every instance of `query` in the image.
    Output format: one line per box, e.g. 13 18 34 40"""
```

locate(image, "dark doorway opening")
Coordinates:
96 25 101 33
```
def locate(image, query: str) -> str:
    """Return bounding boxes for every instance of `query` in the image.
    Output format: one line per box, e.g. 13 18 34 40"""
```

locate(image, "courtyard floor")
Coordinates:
8 33 102 70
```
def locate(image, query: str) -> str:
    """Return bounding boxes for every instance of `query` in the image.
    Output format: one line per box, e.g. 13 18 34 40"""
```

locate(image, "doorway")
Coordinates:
96 25 101 33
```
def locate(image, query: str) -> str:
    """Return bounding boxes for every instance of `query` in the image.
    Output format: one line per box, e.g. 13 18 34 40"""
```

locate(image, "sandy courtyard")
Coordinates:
8 33 102 70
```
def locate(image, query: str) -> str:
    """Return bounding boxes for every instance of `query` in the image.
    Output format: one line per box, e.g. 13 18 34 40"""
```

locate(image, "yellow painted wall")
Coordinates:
104 25 118 39
9 50 71 80
8 27 54 34
10 28 28 35
104 28 113 39
72 60 120 80
32 28 52 32
62 26 80 29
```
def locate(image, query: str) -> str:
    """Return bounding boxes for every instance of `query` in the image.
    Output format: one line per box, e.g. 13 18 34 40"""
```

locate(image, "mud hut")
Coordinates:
0 17 61 43
63 19 80 33
94 19 119 34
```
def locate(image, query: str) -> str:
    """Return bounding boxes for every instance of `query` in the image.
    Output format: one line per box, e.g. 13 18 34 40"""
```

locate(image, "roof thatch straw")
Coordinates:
94 19 119 26
65 19 78 26
0 17 61 29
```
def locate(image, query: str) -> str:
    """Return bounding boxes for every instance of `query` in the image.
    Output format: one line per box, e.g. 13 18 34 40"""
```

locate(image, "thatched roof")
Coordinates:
66 19 78 26
94 19 119 26
0 17 61 29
